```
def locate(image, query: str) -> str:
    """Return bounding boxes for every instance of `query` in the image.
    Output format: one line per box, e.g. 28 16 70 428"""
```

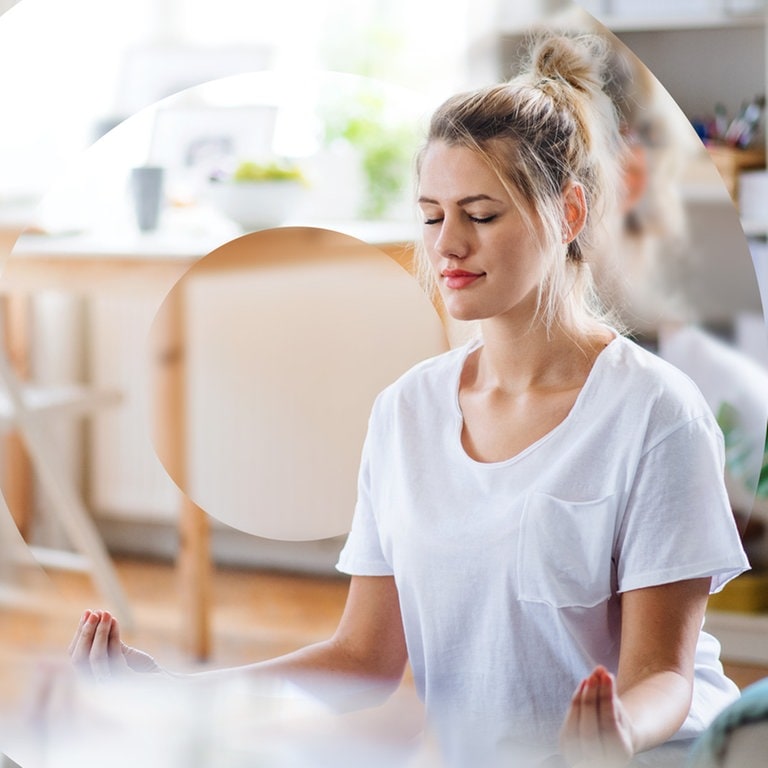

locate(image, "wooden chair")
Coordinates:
0 300 133 627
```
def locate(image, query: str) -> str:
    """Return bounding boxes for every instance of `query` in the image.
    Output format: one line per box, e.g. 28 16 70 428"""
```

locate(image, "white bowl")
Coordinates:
206 180 304 230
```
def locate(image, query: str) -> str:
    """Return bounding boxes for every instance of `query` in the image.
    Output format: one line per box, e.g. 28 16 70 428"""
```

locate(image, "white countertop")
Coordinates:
9 217 418 262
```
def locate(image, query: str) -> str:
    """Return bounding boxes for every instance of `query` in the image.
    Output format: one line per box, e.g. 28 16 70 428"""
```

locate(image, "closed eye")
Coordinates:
469 214 497 224
422 213 498 225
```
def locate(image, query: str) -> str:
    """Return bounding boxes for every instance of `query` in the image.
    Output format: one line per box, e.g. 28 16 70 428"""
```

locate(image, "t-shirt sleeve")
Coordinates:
336 407 394 577
615 414 750 595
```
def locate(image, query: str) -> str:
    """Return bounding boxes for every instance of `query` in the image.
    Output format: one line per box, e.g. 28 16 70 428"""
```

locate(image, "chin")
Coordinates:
445 307 492 324
442 301 477 321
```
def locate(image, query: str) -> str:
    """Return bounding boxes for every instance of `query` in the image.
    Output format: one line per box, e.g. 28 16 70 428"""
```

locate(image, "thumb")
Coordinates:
120 642 162 673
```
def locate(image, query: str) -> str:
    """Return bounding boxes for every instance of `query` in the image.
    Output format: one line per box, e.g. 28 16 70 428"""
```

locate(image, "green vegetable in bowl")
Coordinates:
232 160 305 183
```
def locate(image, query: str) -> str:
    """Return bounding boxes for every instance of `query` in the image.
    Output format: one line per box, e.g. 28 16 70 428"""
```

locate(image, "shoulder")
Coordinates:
599 334 717 426
385 341 472 394
659 324 768 420
370 341 473 419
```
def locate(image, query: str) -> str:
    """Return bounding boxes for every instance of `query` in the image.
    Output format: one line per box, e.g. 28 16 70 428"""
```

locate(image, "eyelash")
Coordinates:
423 215 497 225
470 215 496 224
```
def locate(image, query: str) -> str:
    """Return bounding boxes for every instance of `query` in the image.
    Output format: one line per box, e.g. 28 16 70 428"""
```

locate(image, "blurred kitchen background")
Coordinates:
0 0 767 696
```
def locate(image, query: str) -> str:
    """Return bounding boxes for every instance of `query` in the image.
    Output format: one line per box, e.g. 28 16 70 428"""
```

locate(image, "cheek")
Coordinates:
422 225 439 248
496 235 547 284
423 233 441 266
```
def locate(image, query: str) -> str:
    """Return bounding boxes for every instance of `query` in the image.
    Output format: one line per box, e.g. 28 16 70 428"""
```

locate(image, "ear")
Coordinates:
621 142 649 213
562 182 587 244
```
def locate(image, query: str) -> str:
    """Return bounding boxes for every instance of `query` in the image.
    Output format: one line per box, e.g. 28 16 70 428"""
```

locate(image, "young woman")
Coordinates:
69 32 749 768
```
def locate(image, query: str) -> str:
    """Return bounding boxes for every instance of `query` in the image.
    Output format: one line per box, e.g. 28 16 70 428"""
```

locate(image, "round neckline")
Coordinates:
450 332 622 468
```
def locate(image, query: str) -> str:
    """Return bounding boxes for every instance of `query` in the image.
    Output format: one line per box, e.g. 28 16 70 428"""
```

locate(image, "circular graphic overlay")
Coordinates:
150 226 447 540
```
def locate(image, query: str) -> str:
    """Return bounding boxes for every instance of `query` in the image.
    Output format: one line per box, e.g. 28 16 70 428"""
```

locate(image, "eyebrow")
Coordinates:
417 194 503 206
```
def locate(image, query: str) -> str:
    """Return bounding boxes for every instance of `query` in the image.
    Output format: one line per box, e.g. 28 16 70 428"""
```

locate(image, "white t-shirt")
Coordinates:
659 323 768 515
336 334 750 766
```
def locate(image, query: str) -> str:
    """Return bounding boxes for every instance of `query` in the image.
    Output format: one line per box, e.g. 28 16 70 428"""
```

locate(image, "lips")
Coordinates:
441 269 484 290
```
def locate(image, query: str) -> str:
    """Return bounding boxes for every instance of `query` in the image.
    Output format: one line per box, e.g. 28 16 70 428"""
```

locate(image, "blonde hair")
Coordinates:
415 31 628 338
593 30 698 330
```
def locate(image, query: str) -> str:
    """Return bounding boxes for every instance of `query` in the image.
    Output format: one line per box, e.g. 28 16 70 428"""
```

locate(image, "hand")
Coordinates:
559 666 635 768
68 609 161 680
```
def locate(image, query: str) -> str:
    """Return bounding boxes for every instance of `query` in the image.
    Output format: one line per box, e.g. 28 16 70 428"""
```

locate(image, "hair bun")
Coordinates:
531 33 607 94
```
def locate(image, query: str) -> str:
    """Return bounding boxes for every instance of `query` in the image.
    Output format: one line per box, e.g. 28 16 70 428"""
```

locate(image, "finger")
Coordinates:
67 609 91 656
107 615 123 661
596 668 619 739
91 611 111 656
578 670 601 747
559 678 588 765
121 643 161 673
590 669 613 761
69 610 100 668
89 611 113 681
597 668 633 766
562 679 585 733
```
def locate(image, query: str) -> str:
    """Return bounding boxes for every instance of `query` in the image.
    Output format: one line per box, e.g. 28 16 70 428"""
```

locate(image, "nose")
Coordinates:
433 216 471 260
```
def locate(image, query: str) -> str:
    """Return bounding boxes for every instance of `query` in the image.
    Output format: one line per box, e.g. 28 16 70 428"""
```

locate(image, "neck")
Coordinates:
473 315 606 394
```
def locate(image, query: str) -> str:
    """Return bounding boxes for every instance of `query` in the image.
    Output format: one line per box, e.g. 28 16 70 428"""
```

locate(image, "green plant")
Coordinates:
718 401 768 499
758 428 768 498
320 87 418 219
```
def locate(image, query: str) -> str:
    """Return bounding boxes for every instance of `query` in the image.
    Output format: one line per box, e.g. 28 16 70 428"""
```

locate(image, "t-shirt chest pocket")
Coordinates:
516 492 617 608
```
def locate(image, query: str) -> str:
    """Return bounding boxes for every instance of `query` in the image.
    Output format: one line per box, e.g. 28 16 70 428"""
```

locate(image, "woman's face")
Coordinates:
418 140 548 325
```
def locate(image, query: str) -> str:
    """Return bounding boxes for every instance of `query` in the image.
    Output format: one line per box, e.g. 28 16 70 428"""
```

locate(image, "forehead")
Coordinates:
418 141 510 202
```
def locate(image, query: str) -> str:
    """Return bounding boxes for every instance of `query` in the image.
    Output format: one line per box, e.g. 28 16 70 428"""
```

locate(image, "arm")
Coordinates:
559 577 710 767
70 575 408 708
615 577 710 749
204 573 409 705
